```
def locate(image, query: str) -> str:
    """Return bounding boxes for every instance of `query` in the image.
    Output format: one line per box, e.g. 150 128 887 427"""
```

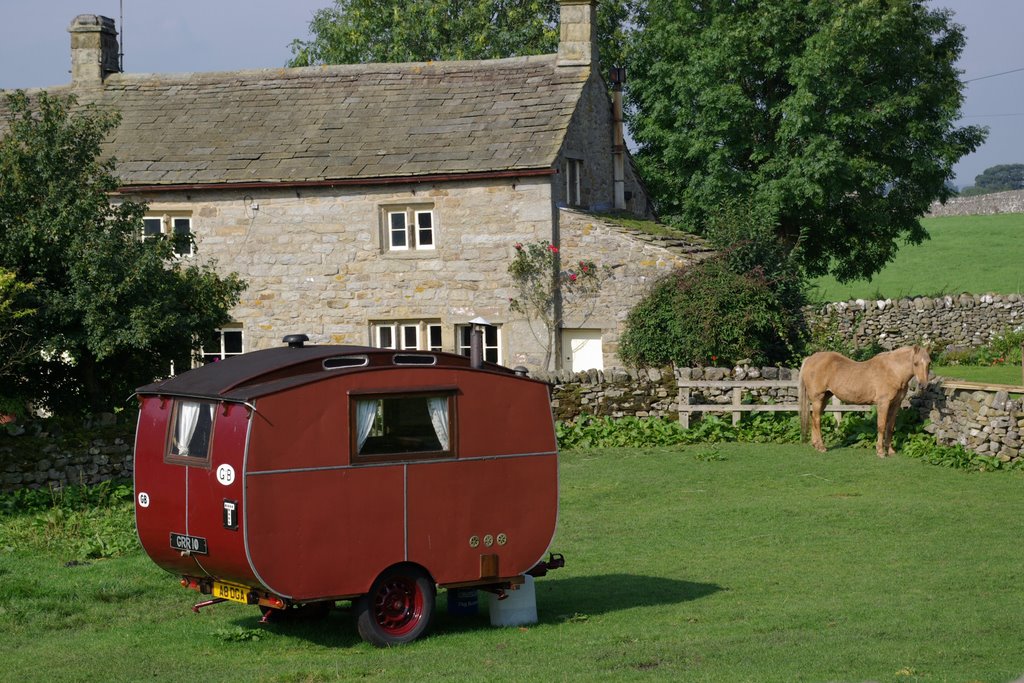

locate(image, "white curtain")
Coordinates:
176 401 201 456
355 400 379 452
427 397 449 451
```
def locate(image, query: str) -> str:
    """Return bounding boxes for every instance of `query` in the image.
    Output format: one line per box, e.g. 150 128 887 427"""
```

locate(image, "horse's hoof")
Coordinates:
814 445 827 453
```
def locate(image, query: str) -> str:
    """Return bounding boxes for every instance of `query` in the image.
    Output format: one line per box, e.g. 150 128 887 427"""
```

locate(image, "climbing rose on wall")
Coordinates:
508 240 604 370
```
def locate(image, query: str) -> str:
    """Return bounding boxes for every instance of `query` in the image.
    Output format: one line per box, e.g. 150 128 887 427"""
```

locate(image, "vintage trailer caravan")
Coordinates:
133 335 562 646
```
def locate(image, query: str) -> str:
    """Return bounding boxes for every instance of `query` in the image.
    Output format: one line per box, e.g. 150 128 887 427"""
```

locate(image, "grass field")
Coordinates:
5 444 1024 682
810 213 1024 301
935 364 1024 386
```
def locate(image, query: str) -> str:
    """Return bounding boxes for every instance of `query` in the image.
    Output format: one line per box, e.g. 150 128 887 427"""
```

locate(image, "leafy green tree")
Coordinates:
288 0 634 73
0 268 37 415
0 91 247 414
626 0 986 282
619 200 807 368
959 164 1024 196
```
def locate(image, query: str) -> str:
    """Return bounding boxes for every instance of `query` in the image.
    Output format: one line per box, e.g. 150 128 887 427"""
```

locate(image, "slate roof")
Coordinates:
66 55 590 188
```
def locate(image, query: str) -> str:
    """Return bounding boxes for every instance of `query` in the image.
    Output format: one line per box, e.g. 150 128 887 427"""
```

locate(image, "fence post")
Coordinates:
678 384 690 430
831 395 842 424
732 387 741 425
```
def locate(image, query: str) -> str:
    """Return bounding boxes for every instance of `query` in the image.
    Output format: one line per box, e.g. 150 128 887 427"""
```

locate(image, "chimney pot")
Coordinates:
68 14 120 86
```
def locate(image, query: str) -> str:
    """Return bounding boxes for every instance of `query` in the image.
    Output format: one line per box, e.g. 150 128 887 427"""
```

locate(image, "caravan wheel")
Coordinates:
355 565 435 647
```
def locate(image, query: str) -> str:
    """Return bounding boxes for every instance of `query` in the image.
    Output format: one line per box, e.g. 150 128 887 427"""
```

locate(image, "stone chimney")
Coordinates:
557 0 598 68
68 15 120 86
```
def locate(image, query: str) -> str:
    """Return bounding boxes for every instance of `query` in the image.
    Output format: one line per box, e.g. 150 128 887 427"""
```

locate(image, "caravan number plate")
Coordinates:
170 532 208 555
213 581 250 604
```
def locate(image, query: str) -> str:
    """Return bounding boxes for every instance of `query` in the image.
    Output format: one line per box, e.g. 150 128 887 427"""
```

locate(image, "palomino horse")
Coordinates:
799 346 931 457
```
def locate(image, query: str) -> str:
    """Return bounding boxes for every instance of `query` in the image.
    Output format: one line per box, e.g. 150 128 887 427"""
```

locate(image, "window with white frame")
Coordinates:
456 323 501 364
200 326 244 364
565 158 583 207
383 206 435 252
372 320 443 352
142 215 194 257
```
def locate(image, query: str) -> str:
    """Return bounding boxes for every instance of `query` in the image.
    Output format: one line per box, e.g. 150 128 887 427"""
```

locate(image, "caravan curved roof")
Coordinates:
135 343 524 403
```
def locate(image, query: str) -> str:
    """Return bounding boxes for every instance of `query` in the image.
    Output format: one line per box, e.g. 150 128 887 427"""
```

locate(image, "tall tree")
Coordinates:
289 0 634 73
627 0 986 282
0 268 37 416
964 163 1024 195
0 91 247 414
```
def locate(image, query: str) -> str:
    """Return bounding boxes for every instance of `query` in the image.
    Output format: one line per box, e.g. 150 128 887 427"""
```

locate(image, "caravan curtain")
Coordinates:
176 401 201 456
427 397 449 451
355 400 379 452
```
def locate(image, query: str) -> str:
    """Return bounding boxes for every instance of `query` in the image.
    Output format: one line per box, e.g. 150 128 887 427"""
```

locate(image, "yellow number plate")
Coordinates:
213 581 250 604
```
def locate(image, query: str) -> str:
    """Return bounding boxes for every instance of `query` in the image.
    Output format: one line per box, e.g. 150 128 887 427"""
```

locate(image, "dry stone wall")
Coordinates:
928 190 1024 217
4 366 1021 492
1 433 133 493
807 294 1024 350
913 384 1024 463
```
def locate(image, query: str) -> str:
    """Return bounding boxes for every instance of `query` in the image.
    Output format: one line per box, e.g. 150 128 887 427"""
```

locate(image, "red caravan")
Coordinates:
133 334 562 646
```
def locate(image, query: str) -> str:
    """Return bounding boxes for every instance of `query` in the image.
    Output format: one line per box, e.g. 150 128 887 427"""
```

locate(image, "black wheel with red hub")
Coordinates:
355 565 435 647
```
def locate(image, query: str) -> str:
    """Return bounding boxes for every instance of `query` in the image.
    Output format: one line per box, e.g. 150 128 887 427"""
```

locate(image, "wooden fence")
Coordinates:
676 379 873 429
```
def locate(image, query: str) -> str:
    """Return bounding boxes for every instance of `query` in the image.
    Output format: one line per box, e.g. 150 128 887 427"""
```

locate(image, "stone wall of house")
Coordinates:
557 71 651 218
806 294 1024 350
928 190 1024 217
557 209 712 369
129 177 563 369
1 434 133 493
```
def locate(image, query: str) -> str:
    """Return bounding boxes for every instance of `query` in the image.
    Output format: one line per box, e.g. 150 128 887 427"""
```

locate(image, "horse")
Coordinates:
799 345 931 457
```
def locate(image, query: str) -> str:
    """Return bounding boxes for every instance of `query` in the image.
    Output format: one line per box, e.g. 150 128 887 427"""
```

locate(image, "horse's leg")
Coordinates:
875 399 891 457
885 388 907 455
810 392 828 452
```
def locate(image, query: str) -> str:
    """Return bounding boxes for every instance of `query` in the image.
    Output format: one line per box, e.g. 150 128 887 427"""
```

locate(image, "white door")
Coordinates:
562 329 604 372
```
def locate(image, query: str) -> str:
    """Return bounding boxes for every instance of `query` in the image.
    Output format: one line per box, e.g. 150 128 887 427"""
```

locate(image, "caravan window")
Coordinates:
350 392 455 464
166 399 216 466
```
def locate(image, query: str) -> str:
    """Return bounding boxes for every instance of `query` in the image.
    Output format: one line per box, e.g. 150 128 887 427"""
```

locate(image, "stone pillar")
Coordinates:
68 14 120 86
557 0 598 68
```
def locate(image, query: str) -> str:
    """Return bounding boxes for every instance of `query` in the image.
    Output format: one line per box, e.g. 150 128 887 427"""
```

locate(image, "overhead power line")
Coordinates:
963 66 1024 83
960 112 1024 119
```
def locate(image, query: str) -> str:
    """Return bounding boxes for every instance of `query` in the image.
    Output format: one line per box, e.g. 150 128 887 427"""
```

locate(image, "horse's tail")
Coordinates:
798 360 809 443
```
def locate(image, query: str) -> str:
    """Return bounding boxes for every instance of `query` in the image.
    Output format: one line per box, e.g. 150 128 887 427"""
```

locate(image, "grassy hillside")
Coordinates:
809 213 1024 302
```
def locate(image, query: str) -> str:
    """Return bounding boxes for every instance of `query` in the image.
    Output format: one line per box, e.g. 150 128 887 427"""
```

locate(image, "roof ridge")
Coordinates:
101 53 565 87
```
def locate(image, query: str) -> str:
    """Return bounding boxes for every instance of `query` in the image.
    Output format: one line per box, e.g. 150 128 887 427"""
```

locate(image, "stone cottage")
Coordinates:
20 1 711 372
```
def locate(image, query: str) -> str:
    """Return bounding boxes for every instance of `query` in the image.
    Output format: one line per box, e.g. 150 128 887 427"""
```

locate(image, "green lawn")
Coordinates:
935 364 1024 386
5 444 1024 682
810 213 1024 301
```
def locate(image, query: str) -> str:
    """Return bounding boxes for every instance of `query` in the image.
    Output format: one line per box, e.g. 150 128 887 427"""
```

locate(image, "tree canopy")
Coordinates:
0 91 247 414
288 0 634 73
626 0 986 282
959 164 1024 196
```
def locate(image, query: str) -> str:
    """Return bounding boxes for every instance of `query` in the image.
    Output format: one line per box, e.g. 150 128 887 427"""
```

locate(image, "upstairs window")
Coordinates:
456 323 501 364
351 392 455 463
384 206 435 252
142 215 194 257
565 158 583 207
373 320 442 352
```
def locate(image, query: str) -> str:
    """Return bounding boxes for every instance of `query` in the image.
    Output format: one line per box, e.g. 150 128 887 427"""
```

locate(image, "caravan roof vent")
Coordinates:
393 354 436 366
283 334 309 348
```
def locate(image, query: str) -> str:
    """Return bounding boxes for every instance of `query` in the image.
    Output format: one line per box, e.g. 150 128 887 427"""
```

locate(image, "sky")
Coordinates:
1 0 1021 188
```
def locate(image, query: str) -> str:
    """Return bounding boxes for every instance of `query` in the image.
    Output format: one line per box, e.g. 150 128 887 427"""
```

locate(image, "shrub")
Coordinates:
619 199 807 368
